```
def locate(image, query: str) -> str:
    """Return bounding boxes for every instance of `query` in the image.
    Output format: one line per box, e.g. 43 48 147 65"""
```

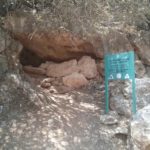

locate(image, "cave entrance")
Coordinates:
19 47 45 67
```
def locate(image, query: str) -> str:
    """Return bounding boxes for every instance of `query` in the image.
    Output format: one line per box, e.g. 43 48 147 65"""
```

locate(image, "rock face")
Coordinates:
110 80 132 117
46 59 79 77
3 13 103 62
102 30 133 53
110 78 150 117
130 31 150 66
0 55 8 76
23 66 46 75
78 56 98 79
62 72 88 88
131 105 150 150
135 60 146 78
100 111 119 125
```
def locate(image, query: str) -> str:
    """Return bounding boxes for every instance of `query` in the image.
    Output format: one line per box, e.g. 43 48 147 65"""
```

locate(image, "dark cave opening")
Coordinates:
19 48 45 67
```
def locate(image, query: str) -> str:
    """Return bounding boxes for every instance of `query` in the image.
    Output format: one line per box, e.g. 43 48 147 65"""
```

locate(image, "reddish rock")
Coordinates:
97 61 104 77
23 66 46 75
78 56 98 79
46 59 79 77
63 72 88 88
39 61 54 70
3 13 103 62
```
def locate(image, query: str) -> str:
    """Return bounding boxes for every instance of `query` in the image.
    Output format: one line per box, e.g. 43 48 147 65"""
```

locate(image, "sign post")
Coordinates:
104 51 136 114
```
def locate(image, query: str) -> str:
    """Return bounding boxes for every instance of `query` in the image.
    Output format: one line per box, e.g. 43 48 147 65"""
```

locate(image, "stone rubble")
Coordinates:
23 56 100 89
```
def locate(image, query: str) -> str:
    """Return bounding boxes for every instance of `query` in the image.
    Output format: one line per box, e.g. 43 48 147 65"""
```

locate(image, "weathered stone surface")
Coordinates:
3 13 103 62
146 66 150 77
102 30 133 53
46 59 79 77
23 66 46 75
131 105 150 150
63 72 88 88
55 85 72 94
135 60 146 78
39 61 54 70
0 73 46 112
130 31 150 66
134 78 150 109
41 82 51 88
110 80 132 117
97 61 104 77
100 111 119 125
40 78 53 88
0 55 8 76
78 56 98 79
0 29 7 53
110 78 150 117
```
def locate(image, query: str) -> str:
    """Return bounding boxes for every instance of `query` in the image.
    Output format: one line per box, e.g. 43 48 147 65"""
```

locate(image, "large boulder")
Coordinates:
46 59 79 77
131 105 150 150
78 56 98 79
62 72 88 88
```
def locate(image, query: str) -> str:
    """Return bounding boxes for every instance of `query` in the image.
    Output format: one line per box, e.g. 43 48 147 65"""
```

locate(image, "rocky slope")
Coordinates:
0 1 150 150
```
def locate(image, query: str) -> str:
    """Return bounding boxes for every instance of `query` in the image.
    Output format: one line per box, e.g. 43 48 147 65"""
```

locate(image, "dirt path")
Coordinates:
0 82 127 150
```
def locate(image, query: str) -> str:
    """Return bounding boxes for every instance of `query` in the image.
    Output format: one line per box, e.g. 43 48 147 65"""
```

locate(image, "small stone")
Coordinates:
41 82 51 88
100 111 119 125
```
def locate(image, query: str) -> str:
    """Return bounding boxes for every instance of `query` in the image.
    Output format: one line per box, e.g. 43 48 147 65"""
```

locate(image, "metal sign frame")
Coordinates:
104 51 136 114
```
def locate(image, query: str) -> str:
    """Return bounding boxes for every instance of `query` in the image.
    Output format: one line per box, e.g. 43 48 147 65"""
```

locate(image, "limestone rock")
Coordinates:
100 111 119 125
102 30 132 53
23 66 46 75
134 78 150 109
40 78 54 88
97 61 104 77
0 55 8 77
55 85 72 94
130 31 150 66
78 56 98 79
62 72 88 88
110 78 150 117
110 80 132 117
131 105 150 150
46 59 79 77
3 14 103 62
39 61 54 70
135 60 146 78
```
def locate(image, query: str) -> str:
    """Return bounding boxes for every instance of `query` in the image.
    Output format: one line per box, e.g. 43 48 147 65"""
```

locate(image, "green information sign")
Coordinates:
104 51 136 114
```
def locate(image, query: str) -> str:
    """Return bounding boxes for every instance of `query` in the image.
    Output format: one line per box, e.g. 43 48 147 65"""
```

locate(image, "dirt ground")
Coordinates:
0 78 127 150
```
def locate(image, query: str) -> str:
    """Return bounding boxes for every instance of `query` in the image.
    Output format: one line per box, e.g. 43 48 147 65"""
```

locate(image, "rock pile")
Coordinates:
23 56 100 89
